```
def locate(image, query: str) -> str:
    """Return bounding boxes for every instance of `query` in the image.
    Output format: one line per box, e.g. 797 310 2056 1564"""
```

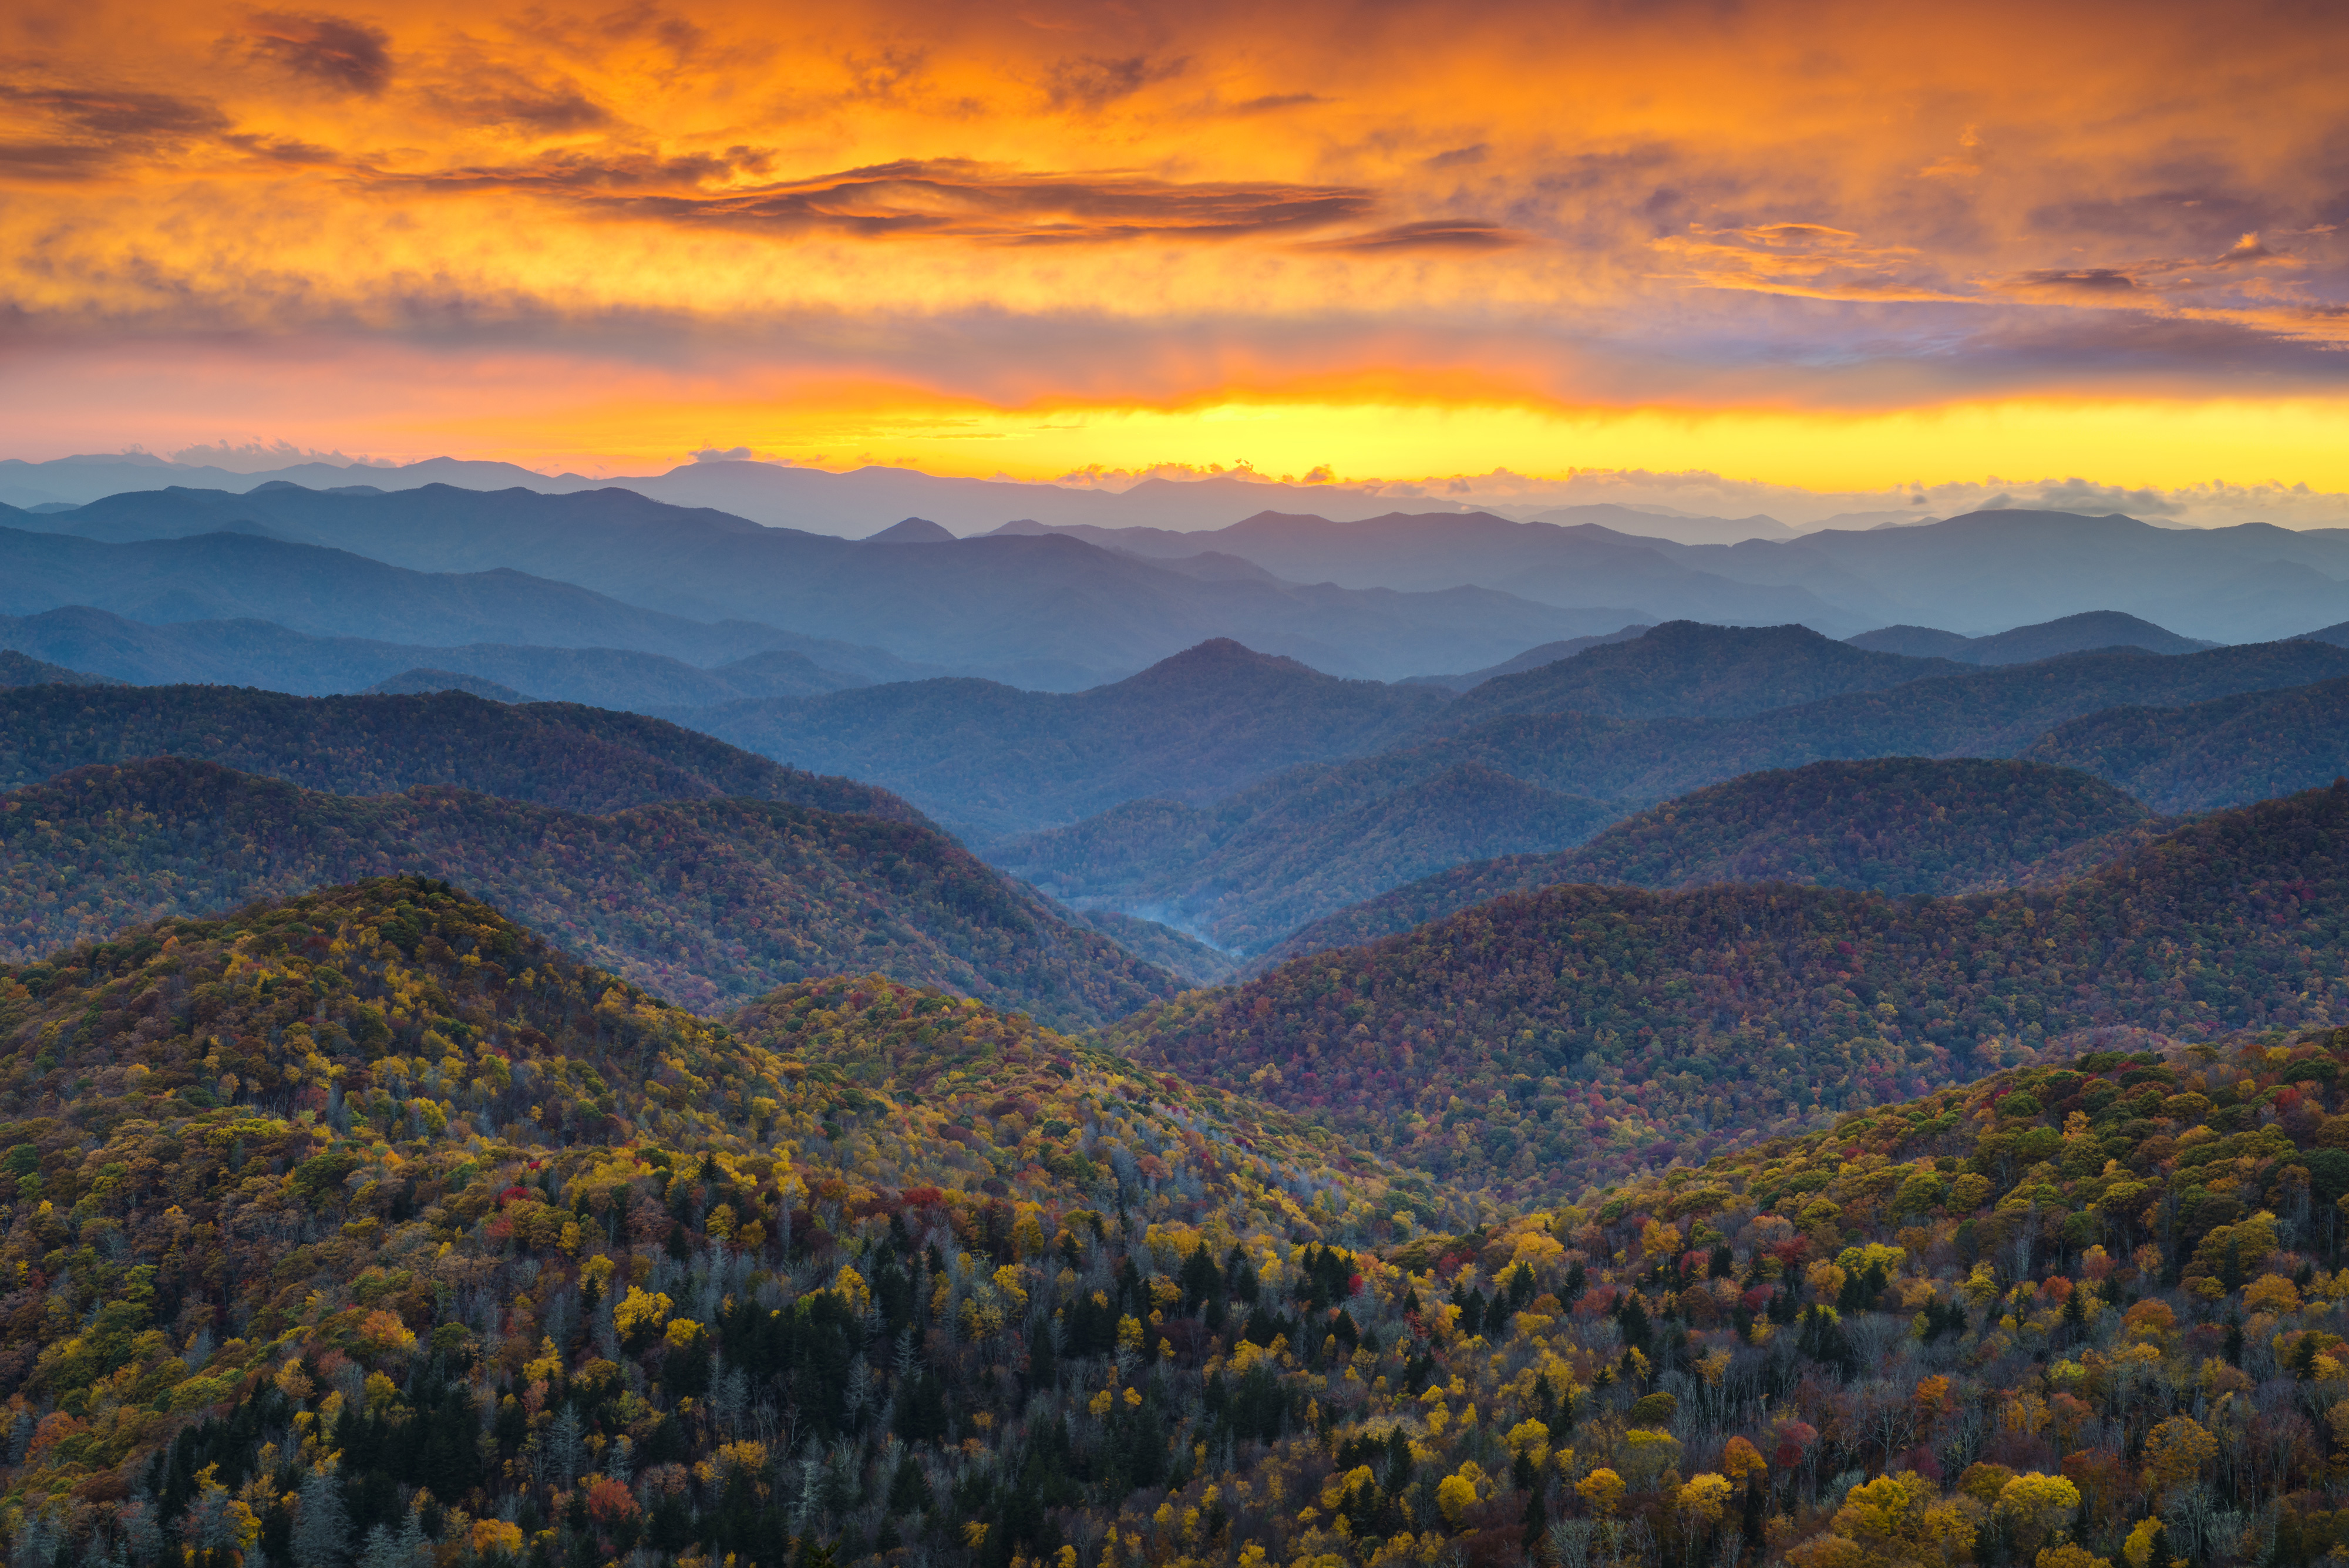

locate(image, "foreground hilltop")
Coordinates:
1364 1019 2349 1568
3 845 2347 1568
0 879 1448 1568
1112 780 2349 1197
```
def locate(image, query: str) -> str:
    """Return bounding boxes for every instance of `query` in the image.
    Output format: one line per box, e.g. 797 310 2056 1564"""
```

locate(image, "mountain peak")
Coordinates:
1120 638 1323 685
861 516 956 543
359 667 531 702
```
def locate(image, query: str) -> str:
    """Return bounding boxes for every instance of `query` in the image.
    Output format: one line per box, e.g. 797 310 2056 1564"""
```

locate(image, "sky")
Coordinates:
5 0 2348 510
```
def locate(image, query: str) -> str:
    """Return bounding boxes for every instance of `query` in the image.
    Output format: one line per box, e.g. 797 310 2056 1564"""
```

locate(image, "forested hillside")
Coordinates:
0 685 921 823
686 640 1452 840
16 877 2349 1568
0 649 117 688
0 879 1470 1568
0 759 1174 1027
1378 1022 2349 1568
1112 782 2349 1199
1268 759 2162 960
2025 677 2349 813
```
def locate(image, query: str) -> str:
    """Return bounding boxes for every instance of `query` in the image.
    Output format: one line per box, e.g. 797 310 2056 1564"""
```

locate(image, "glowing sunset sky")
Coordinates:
4 0 2347 495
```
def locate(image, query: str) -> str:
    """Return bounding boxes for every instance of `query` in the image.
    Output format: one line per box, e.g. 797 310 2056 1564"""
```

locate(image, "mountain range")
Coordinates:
1846 608 2217 663
16 457 2349 647
995 507 2349 642
1110 779 2349 1196
7 489 1635 687
2 449 1793 541
992 511 1858 630
0 606 898 706
1001 627 2349 948
0 758 1174 1025
1264 756 2165 961
0 683 918 819
677 640 1458 841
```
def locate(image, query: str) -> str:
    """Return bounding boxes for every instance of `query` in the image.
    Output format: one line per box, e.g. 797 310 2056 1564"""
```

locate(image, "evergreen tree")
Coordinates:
290 1472 348 1568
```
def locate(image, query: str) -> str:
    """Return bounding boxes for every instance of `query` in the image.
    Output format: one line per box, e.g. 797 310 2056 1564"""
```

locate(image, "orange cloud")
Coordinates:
0 0 2343 484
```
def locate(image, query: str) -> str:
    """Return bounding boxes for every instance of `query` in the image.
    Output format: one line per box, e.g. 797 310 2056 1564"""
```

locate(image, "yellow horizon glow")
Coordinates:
413 387 2349 493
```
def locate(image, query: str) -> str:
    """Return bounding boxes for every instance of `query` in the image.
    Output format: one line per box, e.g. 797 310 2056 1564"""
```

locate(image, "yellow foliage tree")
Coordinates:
2141 1416 2216 1500
832 1264 871 1313
1677 1474 1733 1529
1435 1472 1478 1530
1995 1473 2081 1554
613 1286 671 1338
2037 1547 2112 1568
1576 1469 1625 1518
1788 1471 1976 1568
2243 1274 2301 1314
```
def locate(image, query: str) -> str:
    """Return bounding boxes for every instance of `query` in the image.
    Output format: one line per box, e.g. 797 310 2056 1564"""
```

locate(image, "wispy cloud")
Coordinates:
244 12 393 95
368 155 1378 243
1297 220 1526 253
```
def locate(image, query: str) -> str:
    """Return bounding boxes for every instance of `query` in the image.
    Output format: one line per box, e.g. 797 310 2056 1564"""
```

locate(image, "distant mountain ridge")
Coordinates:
0 682 924 822
0 452 1510 531
361 668 532 701
675 638 1457 840
0 521 817 664
1398 625 1652 690
1436 620 1960 725
9 486 1636 686
992 509 1862 631
0 758 1180 1026
2024 674 2349 812
0 605 901 706
0 647 118 688
1008 631 2349 950
1266 756 2165 961
16 462 2349 642
997 759 1621 953
1847 609 2217 663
